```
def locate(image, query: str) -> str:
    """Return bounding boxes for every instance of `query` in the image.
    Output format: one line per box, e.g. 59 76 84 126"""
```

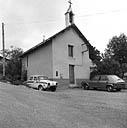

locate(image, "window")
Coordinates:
100 75 108 81
68 45 74 57
34 77 37 81
29 77 33 80
27 56 28 67
56 71 58 77
92 75 100 81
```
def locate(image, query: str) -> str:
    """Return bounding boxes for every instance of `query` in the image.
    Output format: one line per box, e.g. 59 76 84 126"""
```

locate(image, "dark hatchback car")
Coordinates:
81 75 126 92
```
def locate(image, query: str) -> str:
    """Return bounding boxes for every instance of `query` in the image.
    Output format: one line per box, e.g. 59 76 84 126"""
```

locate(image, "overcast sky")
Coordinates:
0 0 127 53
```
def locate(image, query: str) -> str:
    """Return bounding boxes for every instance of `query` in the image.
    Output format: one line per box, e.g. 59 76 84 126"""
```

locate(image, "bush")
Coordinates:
11 80 22 85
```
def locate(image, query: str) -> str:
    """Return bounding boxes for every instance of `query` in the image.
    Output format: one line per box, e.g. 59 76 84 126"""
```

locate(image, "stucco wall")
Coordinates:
52 28 91 84
22 42 53 79
21 27 92 87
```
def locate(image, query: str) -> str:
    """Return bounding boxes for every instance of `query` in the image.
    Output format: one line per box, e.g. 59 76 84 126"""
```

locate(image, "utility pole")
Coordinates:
2 22 5 79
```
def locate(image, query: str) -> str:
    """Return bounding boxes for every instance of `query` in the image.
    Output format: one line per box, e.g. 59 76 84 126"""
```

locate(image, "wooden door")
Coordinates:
69 65 75 84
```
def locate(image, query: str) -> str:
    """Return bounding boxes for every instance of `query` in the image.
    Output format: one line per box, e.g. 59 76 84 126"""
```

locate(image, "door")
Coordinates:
98 75 108 89
69 65 75 84
90 75 100 88
27 76 34 87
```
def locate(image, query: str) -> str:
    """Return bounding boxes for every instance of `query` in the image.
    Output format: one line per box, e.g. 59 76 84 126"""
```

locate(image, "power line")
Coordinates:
4 18 63 26
1 8 126 27
2 9 124 26
77 9 122 18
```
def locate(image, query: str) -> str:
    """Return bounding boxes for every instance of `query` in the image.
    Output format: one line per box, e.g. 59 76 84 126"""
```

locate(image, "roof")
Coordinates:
21 24 90 58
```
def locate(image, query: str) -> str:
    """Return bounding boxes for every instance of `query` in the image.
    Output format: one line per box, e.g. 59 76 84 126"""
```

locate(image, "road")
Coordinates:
0 82 127 128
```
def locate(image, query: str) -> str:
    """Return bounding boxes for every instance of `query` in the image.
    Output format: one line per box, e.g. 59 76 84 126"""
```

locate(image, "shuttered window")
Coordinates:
68 45 73 57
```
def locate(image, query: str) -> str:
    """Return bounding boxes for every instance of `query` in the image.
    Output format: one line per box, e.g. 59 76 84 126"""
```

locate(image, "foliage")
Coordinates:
0 46 23 84
89 33 127 78
89 44 102 66
98 58 120 75
102 33 127 78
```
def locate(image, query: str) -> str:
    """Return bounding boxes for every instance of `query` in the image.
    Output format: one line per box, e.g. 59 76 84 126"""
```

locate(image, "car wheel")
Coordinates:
38 85 43 91
50 86 56 92
107 86 113 92
116 88 121 91
81 82 89 90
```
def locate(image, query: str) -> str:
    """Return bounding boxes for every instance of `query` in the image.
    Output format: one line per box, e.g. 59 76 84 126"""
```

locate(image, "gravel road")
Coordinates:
0 82 127 128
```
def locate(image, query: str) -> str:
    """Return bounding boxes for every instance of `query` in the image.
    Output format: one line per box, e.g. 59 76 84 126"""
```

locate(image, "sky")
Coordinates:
0 0 127 53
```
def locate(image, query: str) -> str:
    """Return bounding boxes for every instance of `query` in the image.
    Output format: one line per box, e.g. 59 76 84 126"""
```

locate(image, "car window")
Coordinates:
92 76 100 81
39 76 48 80
29 77 33 80
34 77 37 81
100 76 108 81
107 75 124 82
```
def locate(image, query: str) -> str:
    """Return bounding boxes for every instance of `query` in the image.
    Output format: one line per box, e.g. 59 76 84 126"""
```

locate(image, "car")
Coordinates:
24 75 58 92
81 75 126 92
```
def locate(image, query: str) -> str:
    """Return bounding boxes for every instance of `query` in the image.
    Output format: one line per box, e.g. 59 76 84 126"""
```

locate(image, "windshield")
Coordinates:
107 75 124 82
38 76 48 80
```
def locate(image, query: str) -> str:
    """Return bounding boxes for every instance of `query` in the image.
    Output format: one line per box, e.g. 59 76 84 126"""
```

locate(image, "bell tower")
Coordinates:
65 0 74 27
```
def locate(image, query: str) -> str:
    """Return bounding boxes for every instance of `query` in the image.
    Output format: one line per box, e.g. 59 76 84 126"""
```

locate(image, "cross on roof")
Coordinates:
68 0 72 5
66 0 73 13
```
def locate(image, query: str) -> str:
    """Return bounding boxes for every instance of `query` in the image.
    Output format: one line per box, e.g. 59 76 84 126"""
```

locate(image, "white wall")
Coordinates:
22 42 53 79
52 28 91 81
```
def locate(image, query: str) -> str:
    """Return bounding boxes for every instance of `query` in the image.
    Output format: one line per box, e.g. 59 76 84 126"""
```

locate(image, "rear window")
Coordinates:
100 75 108 81
107 75 123 82
92 75 100 81
38 76 48 80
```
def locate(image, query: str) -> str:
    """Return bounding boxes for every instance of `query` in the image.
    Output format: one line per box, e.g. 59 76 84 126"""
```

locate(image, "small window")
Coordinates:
29 77 33 80
56 71 58 77
92 75 100 81
68 45 74 57
27 56 28 67
100 76 108 81
34 77 37 81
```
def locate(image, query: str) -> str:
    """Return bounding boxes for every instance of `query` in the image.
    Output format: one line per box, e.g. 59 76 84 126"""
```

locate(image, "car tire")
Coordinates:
81 82 89 90
50 86 56 92
116 88 121 91
107 86 113 92
38 85 43 91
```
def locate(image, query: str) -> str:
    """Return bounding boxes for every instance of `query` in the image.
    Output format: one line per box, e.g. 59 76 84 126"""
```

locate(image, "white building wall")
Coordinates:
22 42 53 79
52 28 92 85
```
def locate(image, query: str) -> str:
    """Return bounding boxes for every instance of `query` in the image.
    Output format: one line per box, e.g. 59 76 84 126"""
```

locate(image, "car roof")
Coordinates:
95 75 117 77
30 75 46 77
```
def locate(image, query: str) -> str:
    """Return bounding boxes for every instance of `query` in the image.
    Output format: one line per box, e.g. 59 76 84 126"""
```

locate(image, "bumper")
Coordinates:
114 84 126 89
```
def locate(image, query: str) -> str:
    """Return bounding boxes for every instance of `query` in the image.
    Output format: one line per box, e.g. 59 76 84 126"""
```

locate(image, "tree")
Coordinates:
89 44 102 65
88 44 102 79
104 33 127 77
0 46 23 84
97 58 120 75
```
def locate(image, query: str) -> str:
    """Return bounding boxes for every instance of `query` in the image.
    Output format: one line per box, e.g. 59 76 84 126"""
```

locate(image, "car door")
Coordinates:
98 75 108 89
27 76 34 87
90 75 100 88
32 76 39 88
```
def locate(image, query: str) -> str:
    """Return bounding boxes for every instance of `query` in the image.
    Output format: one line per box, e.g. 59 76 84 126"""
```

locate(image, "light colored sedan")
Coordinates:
24 75 58 92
